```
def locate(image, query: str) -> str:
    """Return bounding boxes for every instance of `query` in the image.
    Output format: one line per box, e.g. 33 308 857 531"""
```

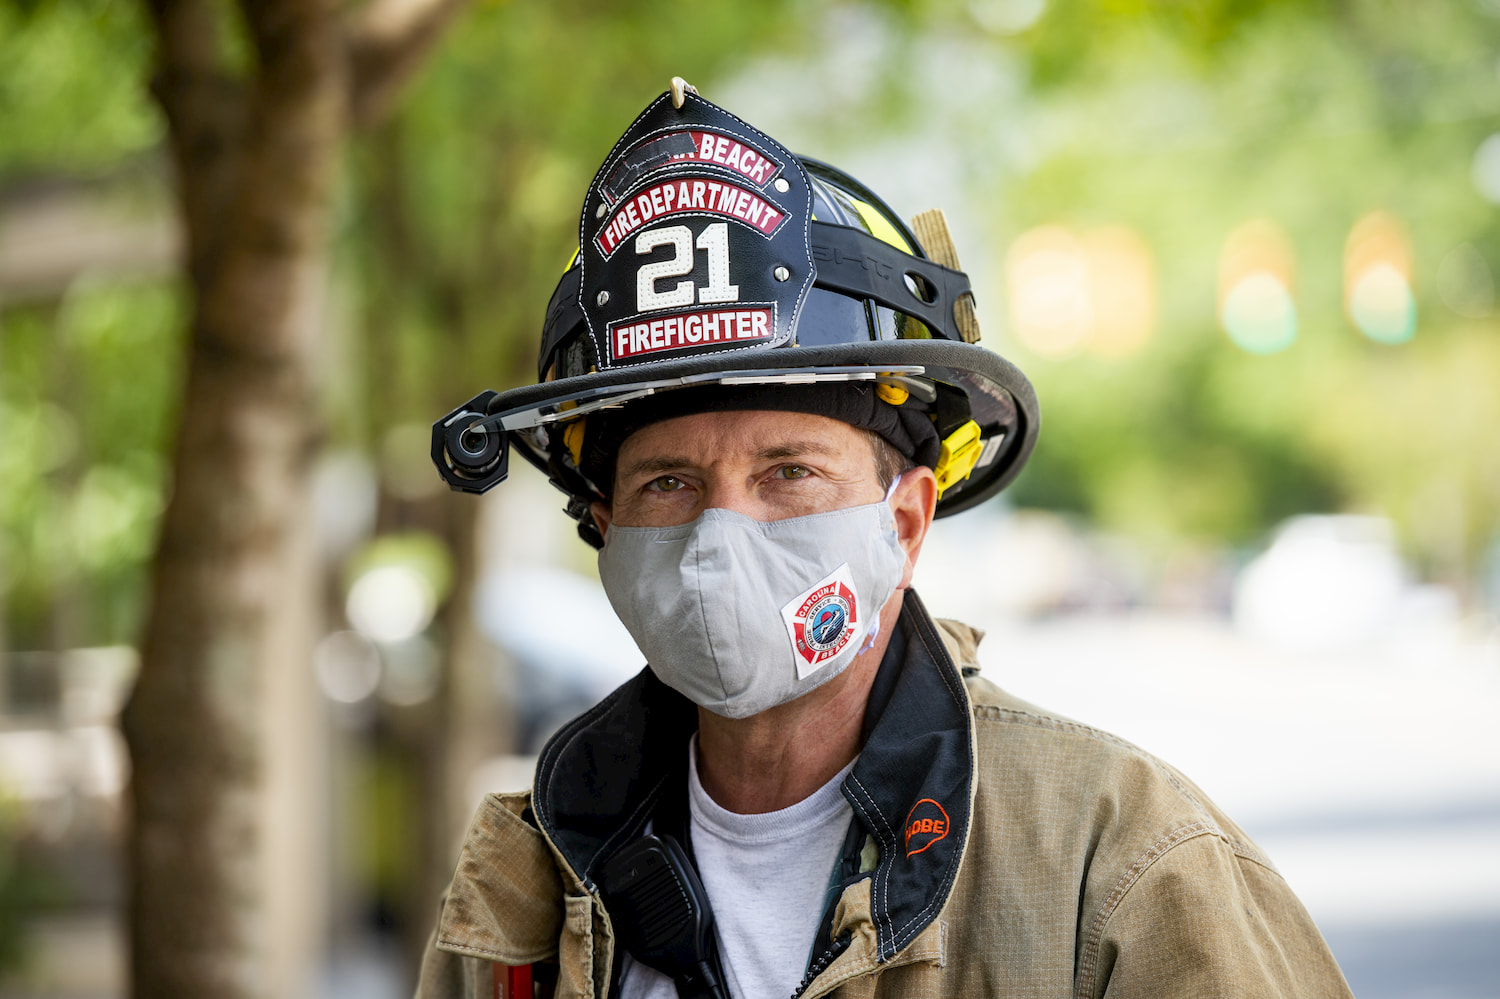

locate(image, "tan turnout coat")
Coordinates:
417 600 1352 999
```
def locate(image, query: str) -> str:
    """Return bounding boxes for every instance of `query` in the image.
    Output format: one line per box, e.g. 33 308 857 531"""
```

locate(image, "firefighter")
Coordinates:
420 80 1351 999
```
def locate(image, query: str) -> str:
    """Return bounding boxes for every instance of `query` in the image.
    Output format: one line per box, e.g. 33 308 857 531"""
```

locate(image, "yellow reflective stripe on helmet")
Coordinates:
563 419 586 467
564 246 580 273
558 400 586 466
850 199 912 254
933 420 983 499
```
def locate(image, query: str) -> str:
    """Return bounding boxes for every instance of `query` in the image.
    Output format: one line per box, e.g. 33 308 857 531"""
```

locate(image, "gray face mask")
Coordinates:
597 492 908 719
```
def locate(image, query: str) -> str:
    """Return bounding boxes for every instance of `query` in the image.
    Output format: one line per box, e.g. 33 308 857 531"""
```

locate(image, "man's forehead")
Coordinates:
616 409 866 467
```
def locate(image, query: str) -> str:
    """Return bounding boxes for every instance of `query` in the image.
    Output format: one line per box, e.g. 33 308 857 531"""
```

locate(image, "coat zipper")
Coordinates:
790 932 852 999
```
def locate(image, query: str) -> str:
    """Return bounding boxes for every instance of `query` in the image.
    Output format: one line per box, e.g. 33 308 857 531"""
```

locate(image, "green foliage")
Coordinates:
990 0 1500 566
1 284 185 647
0 796 62 976
0 0 160 177
336 0 807 440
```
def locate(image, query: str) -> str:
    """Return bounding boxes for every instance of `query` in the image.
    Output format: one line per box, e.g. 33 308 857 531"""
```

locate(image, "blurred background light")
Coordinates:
969 0 1048 35
345 565 436 645
1220 272 1298 354
312 450 378 563
1081 227 1155 358
1006 225 1093 357
1219 221 1298 354
314 630 382 704
1344 212 1416 345
1348 264 1416 344
1469 133 1500 205
1232 515 1407 653
1004 225 1155 359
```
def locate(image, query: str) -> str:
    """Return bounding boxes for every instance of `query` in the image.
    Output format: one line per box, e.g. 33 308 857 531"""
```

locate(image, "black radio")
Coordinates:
600 834 730 999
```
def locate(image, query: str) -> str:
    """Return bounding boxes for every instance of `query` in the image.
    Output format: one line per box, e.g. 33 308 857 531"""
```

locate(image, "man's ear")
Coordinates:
890 466 937 590
589 499 612 541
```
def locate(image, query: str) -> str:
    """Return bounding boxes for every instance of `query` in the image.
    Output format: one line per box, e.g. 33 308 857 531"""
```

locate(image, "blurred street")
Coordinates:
955 610 1500 998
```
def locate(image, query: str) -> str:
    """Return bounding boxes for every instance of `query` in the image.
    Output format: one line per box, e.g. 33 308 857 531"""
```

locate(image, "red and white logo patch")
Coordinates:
781 564 860 679
595 178 786 257
608 306 774 361
600 129 783 205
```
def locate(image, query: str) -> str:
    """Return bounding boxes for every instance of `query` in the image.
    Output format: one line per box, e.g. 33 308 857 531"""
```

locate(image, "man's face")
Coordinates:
596 410 888 530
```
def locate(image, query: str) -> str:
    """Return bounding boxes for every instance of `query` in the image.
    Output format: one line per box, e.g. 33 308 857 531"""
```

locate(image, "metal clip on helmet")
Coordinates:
433 80 1039 547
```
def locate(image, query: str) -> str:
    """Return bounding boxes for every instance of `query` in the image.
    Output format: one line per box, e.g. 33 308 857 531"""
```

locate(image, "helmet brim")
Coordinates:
489 338 1039 518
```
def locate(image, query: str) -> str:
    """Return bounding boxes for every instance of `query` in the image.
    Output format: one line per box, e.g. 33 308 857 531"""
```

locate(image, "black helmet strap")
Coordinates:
809 222 975 344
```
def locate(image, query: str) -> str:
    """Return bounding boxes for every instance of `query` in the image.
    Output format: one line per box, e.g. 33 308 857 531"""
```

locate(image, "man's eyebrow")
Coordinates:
619 440 837 480
753 440 837 462
619 455 694 480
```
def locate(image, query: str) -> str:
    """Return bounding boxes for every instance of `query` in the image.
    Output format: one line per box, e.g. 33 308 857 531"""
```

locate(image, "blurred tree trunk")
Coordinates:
119 1 464 995
356 121 511 966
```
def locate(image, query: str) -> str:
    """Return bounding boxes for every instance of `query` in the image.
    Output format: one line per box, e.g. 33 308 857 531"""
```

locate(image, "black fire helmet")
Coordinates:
433 81 1039 548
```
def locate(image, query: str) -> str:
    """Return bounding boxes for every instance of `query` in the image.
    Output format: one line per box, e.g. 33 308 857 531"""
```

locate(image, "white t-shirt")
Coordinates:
619 739 856 999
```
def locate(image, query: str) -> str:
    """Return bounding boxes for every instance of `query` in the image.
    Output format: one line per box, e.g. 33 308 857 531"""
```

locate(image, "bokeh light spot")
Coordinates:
1219 220 1297 354
1221 272 1297 354
1004 225 1155 359
1006 226 1092 358
1344 212 1415 344
314 630 381 704
1349 263 1416 344
969 0 1047 34
1470 133 1500 204
346 564 436 644
1084 228 1155 359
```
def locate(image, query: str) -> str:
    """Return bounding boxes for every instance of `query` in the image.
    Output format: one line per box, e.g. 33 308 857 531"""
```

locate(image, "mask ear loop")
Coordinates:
855 473 905 656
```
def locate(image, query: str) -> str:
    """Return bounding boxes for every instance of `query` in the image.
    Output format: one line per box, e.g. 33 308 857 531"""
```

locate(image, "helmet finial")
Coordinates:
669 77 699 110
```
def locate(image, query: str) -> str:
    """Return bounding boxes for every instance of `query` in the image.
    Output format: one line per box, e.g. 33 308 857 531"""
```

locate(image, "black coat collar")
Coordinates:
531 589 974 963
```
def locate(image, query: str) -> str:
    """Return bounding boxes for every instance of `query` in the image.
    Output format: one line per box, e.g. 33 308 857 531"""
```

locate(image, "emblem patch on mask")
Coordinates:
903 798 950 857
782 564 860 679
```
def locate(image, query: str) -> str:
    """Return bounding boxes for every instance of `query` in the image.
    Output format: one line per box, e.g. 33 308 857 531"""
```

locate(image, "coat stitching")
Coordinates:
967 704 1276 871
1074 821 1218 998
434 938 553 964
960 699 1290 864
801 921 946 999
846 772 897 946
881 605 973 953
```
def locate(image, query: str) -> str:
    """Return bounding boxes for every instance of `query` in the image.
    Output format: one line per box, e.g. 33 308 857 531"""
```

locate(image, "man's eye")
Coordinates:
777 465 810 480
648 475 685 492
